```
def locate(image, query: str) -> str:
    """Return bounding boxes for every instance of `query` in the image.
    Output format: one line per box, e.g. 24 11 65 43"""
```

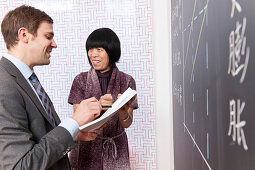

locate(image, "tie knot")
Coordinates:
29 73 39 83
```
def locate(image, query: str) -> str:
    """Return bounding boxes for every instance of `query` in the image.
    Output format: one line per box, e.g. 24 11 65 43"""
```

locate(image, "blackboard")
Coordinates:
171 0 255 169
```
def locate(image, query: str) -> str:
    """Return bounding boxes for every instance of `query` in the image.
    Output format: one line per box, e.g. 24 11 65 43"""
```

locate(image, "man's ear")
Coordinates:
18 27 29 43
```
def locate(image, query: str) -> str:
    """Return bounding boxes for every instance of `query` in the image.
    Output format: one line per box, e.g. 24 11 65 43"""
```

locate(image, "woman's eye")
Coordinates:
98 48 104 52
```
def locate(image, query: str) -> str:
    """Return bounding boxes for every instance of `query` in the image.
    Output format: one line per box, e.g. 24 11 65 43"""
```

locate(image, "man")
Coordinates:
0 5 101 170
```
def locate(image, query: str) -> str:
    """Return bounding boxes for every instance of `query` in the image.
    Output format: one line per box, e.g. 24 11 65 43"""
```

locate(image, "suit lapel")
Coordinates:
0 57 60 127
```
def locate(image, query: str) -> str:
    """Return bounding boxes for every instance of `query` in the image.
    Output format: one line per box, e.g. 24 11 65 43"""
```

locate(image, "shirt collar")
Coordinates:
3 53 33 79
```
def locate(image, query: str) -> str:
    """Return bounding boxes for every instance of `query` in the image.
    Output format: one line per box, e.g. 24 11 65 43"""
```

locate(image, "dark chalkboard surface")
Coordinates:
171 0 255 169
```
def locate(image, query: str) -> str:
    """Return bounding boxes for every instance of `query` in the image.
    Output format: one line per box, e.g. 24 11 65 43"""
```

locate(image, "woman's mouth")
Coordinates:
92 60 100 65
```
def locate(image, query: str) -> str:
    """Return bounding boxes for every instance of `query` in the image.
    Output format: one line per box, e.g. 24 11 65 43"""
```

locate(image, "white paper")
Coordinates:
79 87 137 132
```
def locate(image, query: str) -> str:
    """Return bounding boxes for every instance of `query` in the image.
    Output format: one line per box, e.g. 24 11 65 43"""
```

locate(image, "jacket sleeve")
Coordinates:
127 76 139 110
0 78 74 170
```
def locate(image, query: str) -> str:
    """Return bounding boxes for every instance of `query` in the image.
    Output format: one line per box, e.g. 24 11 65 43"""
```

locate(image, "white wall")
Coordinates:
153 0 174 169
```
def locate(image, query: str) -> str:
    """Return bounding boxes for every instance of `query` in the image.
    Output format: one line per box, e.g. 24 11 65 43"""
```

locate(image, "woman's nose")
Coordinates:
90 49 98 57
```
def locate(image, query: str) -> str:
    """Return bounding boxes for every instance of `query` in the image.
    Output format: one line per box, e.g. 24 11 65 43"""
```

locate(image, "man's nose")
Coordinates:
51 39 57 48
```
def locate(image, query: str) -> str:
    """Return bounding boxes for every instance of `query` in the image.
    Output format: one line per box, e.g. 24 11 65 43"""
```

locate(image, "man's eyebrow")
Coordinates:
46 32 54 36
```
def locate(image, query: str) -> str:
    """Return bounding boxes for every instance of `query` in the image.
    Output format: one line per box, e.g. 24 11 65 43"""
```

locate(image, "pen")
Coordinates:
102 105 112 108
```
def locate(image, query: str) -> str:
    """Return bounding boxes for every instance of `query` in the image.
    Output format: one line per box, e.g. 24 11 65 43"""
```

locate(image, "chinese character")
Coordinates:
231 0 242 18
228 17 250 83
228 99 248 150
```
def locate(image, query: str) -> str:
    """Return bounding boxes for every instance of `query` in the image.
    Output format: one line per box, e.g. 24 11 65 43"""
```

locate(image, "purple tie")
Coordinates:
29 73 56 127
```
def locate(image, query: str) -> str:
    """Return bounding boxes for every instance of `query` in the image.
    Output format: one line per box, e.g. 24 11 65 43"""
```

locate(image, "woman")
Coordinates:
68 28 138 170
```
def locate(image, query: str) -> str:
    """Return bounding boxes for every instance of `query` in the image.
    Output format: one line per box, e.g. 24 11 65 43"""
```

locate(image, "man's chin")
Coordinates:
45 57 51 65
37 60 50 66
45 60 50 65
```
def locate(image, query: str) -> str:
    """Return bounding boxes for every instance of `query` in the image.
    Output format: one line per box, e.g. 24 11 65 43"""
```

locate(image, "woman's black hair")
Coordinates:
86 28 121 67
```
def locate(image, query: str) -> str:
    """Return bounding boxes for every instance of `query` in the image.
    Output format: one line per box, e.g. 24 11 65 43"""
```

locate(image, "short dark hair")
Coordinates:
1 5 53 49
86 28 121 67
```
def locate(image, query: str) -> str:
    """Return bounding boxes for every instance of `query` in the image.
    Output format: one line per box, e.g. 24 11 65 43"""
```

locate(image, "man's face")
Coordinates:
28 21 57 68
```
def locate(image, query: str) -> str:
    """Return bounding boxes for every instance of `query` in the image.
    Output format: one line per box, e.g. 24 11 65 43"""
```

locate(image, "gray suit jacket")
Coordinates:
0 57 75 170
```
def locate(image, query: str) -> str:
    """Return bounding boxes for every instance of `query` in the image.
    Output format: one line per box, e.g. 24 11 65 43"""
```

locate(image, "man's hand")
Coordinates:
74 129 101 141
74 123 106 141
71 97 101 126
99 94 113 111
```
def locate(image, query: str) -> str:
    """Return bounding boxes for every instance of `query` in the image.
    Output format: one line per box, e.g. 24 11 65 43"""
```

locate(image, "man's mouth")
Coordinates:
46 47 52 53
46 49 52 57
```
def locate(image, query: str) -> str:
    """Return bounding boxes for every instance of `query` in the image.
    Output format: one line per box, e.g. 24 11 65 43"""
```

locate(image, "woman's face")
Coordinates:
88 47 111 73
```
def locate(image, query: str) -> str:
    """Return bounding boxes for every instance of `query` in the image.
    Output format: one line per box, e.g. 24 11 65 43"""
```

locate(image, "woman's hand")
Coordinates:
99 94 113 111
118 93 136 128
